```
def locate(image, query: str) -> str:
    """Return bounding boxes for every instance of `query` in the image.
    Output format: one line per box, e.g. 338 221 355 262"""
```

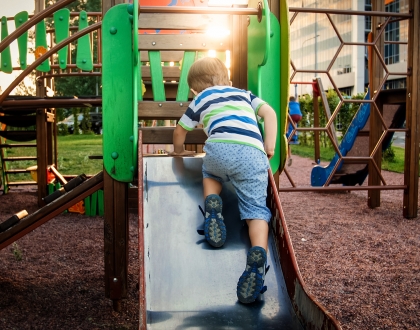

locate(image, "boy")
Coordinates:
170 57 277 304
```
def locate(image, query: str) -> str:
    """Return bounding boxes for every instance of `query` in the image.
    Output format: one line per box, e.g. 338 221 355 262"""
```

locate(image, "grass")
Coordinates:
2 135 103 181
1 135 415 182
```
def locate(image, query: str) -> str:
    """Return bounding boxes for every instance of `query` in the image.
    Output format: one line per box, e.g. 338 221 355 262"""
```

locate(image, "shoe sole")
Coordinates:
204 195 226 248
237 247 266 303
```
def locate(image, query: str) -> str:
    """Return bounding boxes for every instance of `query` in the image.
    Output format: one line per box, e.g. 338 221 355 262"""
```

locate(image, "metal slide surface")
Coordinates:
142 156 303 330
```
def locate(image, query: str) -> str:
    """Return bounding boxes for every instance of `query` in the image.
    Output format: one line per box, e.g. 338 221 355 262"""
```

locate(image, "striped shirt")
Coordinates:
178 86 266 153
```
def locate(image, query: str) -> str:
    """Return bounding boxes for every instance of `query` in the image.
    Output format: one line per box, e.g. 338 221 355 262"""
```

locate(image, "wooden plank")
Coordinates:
138 101 187 119
0 115 36 127
76 11 93 71
138 34 232 51
141 65 182 80
138 13 231 31
140 127 206 144
0 131 36 141
0 172 104 249
140 50 184 62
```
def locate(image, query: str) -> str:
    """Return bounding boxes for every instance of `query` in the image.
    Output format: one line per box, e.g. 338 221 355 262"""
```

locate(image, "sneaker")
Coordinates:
287 158 293 166
204 194 226 247
237 246 267 303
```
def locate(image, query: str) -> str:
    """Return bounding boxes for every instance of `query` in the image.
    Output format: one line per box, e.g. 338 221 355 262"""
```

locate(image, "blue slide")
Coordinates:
311 91 371 186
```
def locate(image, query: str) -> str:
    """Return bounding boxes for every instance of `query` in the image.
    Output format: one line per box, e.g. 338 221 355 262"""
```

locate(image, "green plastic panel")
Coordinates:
176 51 196 102
14 11 29 70
1 16 12 74
247 0 270 95
76 11 93 71
35 20 50 72
131 2 139 169
278 0 290 173
53 8 70 70
149 51 166 101
102 4 136 182
84 195 91 216
90 191 98 216
259 12 281 174
98 189 104 216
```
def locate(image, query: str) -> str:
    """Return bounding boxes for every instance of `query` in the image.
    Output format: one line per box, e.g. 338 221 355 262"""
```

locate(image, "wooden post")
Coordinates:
232 15 248 90
403 0 420 218
36 109 47 206
104 171 129 312
313 85 320 164
368 0 384 208
102 0 125 16
102 0 131 311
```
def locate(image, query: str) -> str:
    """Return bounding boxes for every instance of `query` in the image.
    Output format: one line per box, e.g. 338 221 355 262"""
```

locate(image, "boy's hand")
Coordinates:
169 150 196 157
265 144 275 160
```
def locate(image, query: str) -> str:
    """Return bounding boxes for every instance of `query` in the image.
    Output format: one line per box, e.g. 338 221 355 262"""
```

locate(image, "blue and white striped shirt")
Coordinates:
178 86 266 153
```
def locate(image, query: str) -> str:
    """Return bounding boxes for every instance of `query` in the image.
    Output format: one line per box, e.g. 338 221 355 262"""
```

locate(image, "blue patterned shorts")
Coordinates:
202 142 271 222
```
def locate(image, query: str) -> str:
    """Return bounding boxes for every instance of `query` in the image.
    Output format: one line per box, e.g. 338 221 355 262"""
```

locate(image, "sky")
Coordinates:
0 0 35 93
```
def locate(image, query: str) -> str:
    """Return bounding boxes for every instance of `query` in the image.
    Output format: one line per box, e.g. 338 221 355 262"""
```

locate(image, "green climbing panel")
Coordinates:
176 51 196 102
14 11 29 70
1 16 12 74
53 8 70 70
102 4 137 182
35 20 50 72
76 11 93 71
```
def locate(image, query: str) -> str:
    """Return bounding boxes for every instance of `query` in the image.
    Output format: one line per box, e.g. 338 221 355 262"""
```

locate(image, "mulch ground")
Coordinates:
0 155 419 329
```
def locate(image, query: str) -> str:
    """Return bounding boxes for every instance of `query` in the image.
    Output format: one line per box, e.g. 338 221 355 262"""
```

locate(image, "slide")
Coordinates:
0 171 103 251
138 156 341 329
311 90 406 186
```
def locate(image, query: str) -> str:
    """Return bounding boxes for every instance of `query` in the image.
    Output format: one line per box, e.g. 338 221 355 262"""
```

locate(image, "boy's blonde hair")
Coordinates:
187 57 230 93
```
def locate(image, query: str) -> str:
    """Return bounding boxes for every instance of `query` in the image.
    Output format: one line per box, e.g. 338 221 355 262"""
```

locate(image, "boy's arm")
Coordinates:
170 124 196 156
258 104 277 159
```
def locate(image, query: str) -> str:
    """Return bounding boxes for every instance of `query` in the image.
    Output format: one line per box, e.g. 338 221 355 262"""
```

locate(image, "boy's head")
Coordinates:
289 96 296 102
187 57 230 94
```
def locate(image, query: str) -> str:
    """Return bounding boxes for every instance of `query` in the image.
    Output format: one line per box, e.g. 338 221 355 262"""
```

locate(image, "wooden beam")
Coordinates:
368 0 385 209
139 13 231 30
103 170 129 312
36 109 47 206
139 34 232 51
138 101 188 119
403 0 420 218
140 127 206 144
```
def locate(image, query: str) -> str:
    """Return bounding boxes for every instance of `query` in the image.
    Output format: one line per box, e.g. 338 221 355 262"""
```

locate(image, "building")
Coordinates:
288 0 409 97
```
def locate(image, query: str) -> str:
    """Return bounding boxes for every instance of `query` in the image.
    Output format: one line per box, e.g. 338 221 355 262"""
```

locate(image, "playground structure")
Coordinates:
0 0 419 329
282 1 420 221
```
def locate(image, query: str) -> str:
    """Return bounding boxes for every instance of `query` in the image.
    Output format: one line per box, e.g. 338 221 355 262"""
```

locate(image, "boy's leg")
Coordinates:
203 178 226 247
246 219 269 251
203 177 222 197
237 219 269 304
